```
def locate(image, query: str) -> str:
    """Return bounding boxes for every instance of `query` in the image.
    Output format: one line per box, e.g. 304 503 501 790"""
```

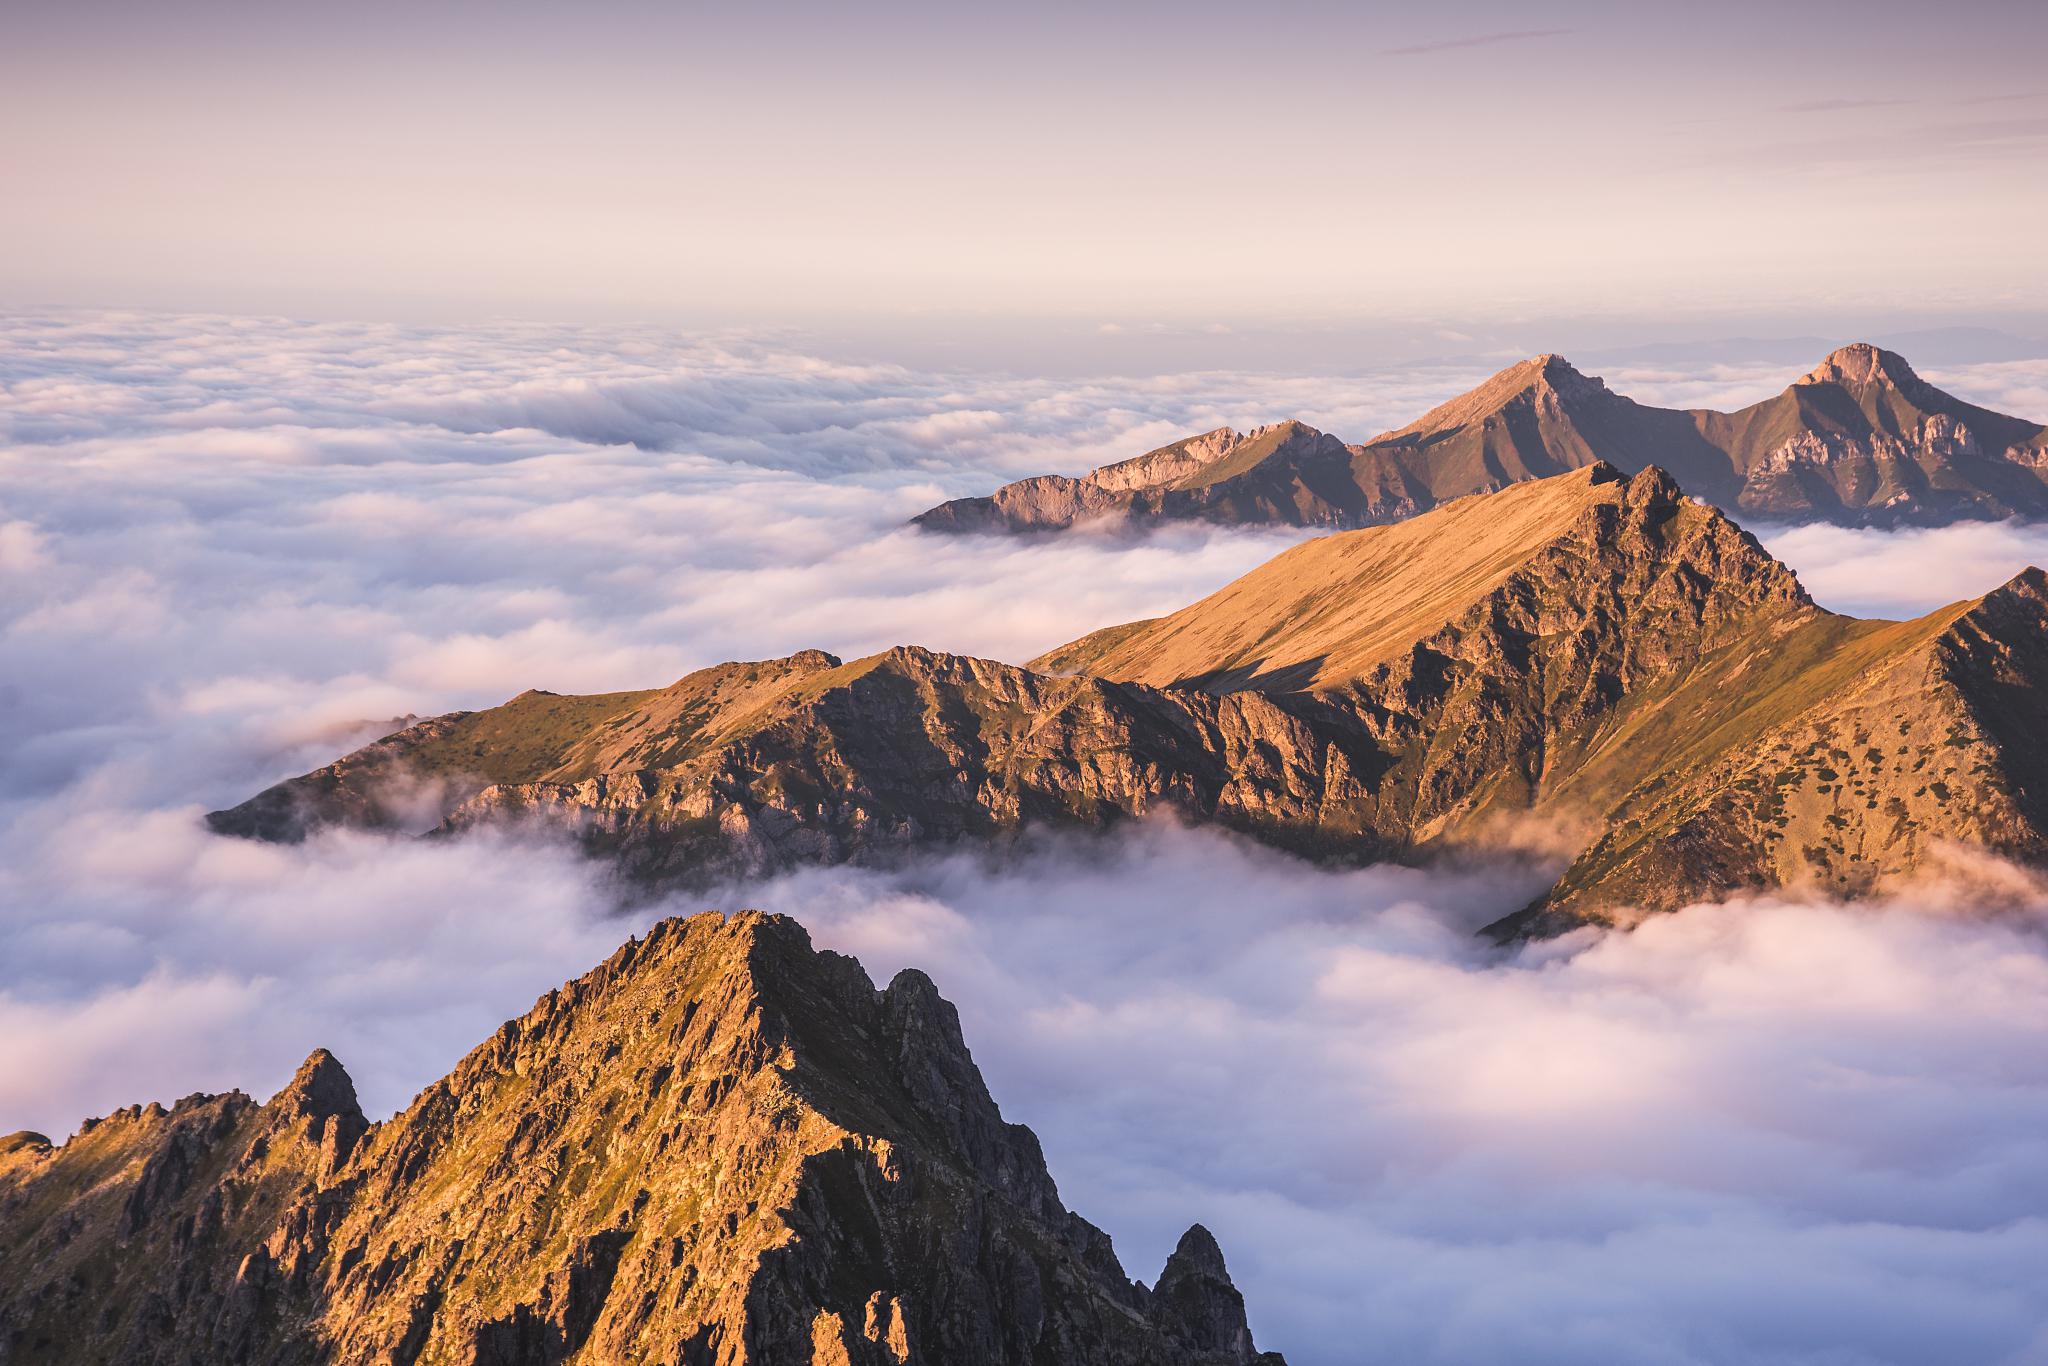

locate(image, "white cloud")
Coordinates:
5 311 2048 1365
1762 519 2048 619
738 826 2048 1366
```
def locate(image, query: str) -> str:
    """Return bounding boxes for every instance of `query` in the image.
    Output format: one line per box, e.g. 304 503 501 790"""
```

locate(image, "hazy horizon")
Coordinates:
7 0 2047 339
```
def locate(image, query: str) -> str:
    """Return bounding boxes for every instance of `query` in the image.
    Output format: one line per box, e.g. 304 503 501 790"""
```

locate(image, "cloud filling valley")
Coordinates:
7 311 2048 1365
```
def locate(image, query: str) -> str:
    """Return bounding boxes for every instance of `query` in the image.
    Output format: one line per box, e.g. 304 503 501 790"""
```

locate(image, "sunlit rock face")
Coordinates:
0 912 1284 1366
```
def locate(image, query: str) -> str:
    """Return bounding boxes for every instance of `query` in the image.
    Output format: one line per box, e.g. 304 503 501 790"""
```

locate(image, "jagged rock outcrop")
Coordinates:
1496 564 2048 934
912 345 2048 533
911 422 1392 534
208 463 2048 929
0 913 1285 1365
1703 344 2048 523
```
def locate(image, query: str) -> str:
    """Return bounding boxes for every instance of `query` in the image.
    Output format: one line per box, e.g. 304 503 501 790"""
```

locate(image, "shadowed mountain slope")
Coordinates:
912 345 2048 533
0 912 1284 1366
210 466 2048 930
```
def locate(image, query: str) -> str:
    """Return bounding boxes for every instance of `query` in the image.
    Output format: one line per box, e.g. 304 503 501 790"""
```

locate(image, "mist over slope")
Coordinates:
7 312 2048 1364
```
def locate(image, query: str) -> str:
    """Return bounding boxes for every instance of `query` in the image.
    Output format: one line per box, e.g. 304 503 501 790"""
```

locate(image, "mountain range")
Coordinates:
911 345 2048 533
210 463 2048 935
0 912 1283 1365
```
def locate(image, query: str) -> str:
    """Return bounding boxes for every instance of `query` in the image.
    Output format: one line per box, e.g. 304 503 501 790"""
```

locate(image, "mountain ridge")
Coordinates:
0 911 1285 1366
209 464 2048 932
913 345 2048 533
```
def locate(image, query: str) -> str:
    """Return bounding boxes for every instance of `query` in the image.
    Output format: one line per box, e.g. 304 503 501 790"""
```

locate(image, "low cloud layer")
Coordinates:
1761 519 2048 619
6 312 2048 1364
754 829 2048 1366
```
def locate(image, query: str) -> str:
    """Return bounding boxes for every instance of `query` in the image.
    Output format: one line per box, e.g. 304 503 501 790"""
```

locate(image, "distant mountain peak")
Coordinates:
1370 353 1614 445
1526 352 1612 398
1527 351 1591 380
915 345 2048 536
1801 342 1920 390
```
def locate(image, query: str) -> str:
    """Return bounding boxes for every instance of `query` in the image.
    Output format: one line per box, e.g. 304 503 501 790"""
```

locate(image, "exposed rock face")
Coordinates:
912 345 2048 533
1704 344 2048 523
1500 565 2048 933
911 422 1385 534
0 913 1284 1365
208 464 2048 930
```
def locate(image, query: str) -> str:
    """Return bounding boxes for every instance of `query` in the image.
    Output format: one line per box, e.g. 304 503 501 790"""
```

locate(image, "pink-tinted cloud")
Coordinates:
7 312 2048 1365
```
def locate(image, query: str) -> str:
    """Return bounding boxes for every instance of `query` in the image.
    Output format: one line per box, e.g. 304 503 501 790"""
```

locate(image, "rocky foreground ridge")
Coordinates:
209 464 2048 933
0 913 1282 1365
912 345 2048 533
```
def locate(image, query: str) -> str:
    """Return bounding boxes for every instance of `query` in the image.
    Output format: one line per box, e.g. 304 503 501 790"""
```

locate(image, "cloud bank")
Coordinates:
6 311 2048 1364
753 828 2048 1366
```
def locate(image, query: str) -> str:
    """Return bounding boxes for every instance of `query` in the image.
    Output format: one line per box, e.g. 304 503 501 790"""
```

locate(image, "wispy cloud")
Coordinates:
1954 90 2048 107
1779 97 1915 113
1381 27 1573 57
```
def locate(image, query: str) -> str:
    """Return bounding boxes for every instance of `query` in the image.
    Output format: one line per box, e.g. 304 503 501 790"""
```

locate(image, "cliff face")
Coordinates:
1705 344 2048 523
911 345 2048 533
0 913 1284 1366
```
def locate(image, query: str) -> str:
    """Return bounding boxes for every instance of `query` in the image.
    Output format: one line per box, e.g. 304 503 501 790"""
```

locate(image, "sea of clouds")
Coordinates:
6 310 2048 1364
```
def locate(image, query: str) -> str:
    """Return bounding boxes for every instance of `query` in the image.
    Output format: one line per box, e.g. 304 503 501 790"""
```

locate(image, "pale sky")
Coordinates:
5 0 2047 334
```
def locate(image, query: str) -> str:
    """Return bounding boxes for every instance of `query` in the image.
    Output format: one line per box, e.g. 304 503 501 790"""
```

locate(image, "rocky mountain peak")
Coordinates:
1 910 1289 1364
1623 462 1685 504
269 1049 361 1123
1528 351 1587 380
918 345 2048 536
1494 352 1604 396
1150 1223 1269 1362
1972 564 2048 618
0 1132 52 1159
263 1047 368 1173
1801 342 1918 390
1161 1223 1231 1280
1369 353 1615 446
1533 353 1617 404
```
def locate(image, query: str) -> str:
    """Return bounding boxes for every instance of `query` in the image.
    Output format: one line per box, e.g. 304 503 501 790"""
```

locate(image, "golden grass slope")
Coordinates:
1031 464 1641 690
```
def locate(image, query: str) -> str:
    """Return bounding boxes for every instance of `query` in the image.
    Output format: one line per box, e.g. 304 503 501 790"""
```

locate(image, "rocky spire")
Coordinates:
266 1048 366 1168
1150 1224 1276 1364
